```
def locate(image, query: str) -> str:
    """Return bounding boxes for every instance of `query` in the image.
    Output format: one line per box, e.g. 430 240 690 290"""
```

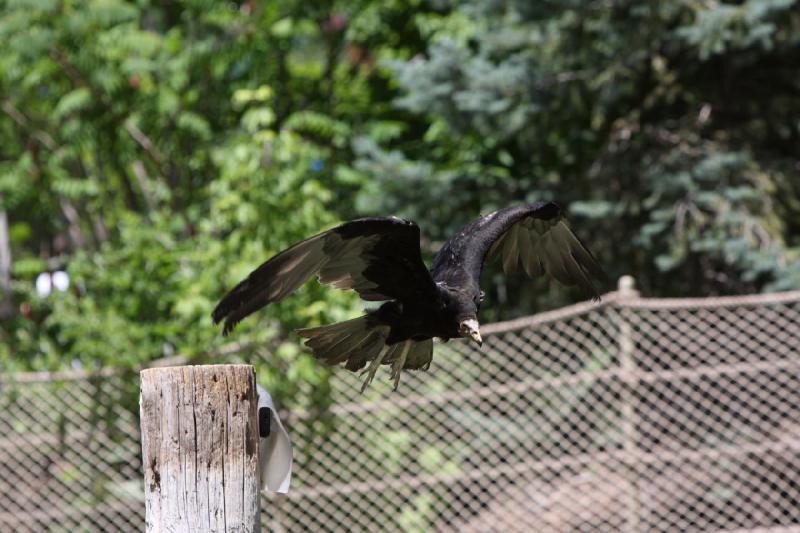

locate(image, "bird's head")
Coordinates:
435 282 483 347
458 316 482 347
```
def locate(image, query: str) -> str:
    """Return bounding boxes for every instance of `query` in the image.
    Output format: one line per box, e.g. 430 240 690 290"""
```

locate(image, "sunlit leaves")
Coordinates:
53 88 92 119
0 0 401 396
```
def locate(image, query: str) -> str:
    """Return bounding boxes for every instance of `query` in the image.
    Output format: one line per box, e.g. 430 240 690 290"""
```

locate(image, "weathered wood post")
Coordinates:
140 365 261 532
618 276 640 533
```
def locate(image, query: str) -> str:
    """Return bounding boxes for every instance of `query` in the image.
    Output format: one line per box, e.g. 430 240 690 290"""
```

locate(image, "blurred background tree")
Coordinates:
356 0 800 320
0 0 432 406
1 0 799 397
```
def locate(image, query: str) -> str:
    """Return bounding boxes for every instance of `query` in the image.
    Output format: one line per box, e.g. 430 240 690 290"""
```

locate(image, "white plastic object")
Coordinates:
256 385 292 493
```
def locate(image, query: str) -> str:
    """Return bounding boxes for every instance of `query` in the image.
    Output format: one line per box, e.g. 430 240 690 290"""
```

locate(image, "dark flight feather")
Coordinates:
212 217 436 335
431 201 606 297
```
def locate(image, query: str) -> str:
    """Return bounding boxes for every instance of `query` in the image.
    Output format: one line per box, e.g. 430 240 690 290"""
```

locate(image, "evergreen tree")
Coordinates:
355 0 800 319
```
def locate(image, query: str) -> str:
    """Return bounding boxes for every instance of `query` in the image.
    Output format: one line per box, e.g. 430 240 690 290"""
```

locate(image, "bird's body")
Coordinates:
213 202 605 390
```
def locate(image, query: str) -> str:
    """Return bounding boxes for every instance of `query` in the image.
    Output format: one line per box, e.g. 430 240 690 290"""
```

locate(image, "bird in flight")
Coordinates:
212 202 605 391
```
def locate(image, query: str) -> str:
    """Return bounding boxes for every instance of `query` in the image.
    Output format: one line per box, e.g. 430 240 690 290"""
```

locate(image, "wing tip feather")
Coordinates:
488 206 607 299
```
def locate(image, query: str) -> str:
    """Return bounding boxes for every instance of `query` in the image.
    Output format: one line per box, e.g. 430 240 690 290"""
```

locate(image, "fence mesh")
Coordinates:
2 284 800 532
0 369 142 531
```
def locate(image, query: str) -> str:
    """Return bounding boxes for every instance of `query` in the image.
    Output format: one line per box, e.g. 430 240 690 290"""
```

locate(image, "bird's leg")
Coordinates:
360 345 389 393
390 341 412 391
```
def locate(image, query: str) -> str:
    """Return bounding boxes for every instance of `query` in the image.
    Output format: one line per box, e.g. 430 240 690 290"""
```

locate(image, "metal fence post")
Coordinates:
618 275 640 533
139 365 261 533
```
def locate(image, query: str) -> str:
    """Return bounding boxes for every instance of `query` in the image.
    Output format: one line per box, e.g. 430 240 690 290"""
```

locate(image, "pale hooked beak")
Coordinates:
459 318 483 347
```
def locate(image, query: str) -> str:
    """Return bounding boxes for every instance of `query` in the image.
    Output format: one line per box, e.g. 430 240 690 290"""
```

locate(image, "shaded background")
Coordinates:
1 0 800 530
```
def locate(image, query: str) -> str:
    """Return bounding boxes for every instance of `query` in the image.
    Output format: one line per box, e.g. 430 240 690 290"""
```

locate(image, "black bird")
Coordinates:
212 202 605 390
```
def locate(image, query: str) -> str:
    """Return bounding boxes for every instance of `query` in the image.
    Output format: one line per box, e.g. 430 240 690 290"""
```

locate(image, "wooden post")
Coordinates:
618 276 640 533
140 365 261 533
0 204 12 319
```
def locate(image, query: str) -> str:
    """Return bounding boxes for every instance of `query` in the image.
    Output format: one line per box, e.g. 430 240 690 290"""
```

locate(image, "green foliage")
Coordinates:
0 0 430 407
2 0 799 381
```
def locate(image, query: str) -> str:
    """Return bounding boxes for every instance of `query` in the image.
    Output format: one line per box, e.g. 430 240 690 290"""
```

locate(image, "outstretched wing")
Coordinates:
431 202 606 297
213 217 435 334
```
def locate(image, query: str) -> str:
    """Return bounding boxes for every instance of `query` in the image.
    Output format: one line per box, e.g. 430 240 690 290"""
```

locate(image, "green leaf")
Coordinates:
53 88 92 119
177 111 212 140
241 107 275 133
271 18 293 38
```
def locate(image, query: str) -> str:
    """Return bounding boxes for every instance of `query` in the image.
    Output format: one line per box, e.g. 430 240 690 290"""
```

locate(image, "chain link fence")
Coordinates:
3 281 800 531
0 368 142 531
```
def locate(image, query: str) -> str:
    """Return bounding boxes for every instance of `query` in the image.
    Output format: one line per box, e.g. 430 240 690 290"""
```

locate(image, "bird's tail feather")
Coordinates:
297 316 433 391
297 316 389 371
